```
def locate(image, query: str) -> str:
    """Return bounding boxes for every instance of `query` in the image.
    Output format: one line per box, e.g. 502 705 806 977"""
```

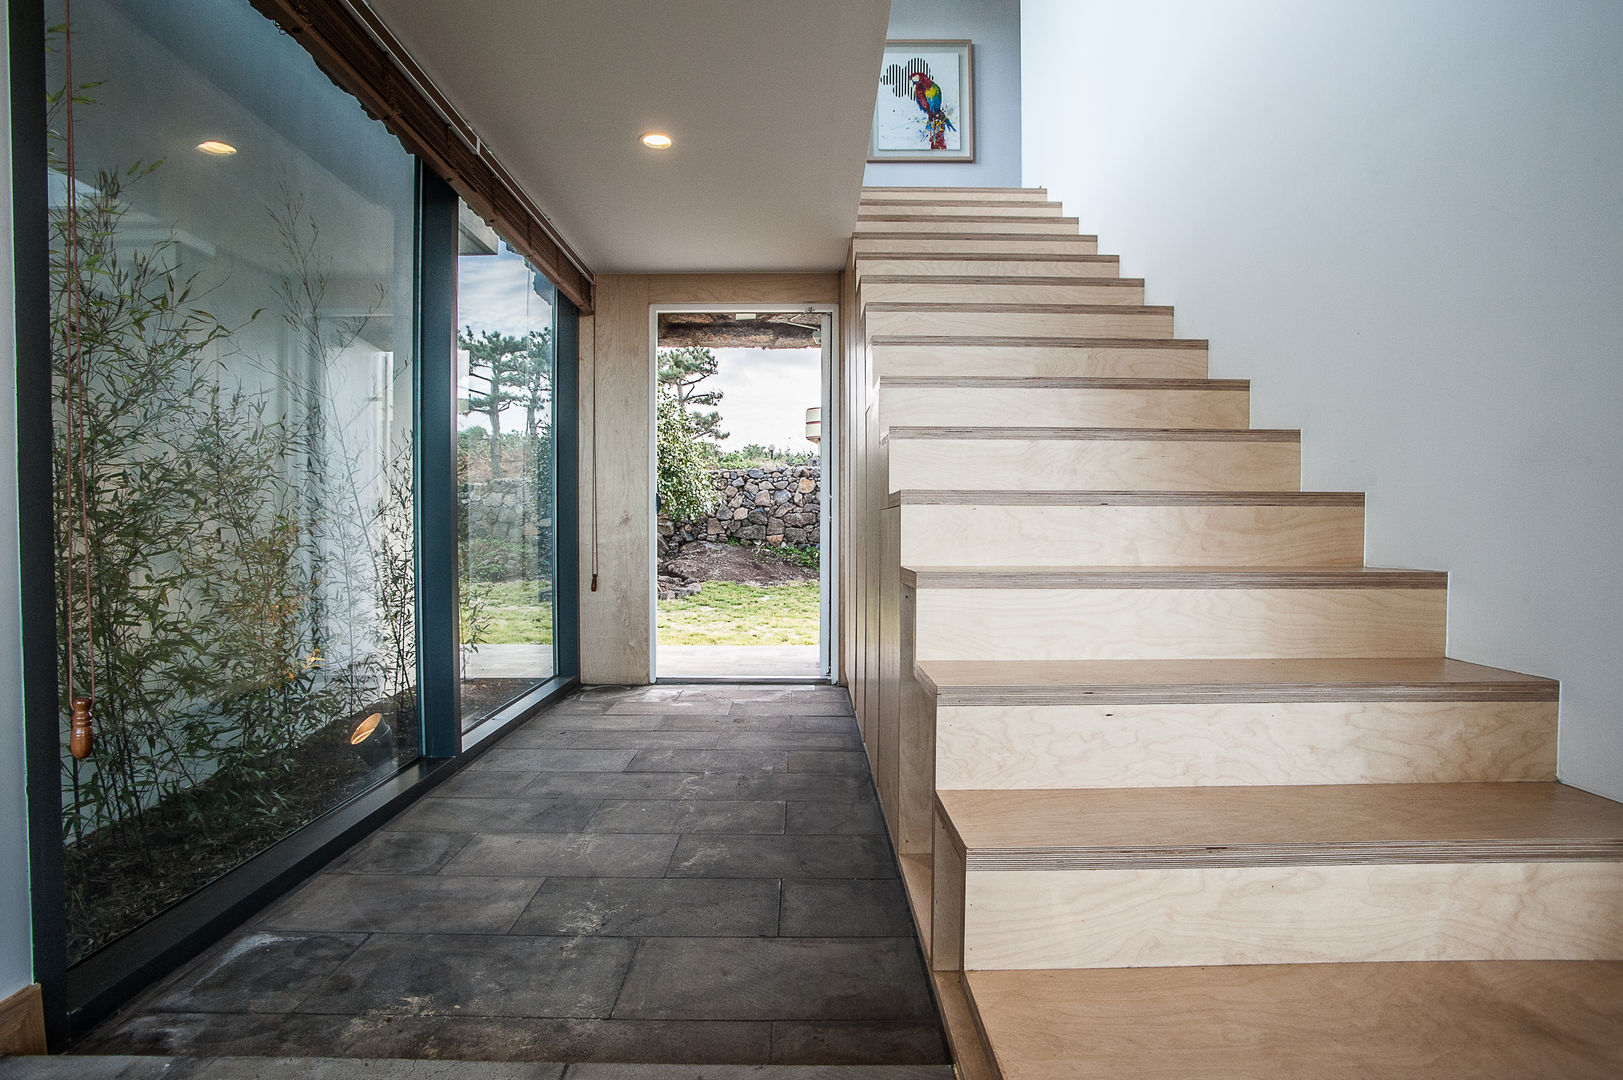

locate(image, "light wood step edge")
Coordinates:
855 253 1118 264
902 567 1446 589
857 232 1100 243
935 782 1623 870
871 335 1207 349
961 962 1623 1080
863 186 1048 194
883 426 1298 442
861 274 1146 288
877 376 1245 390
888 490 1356 508
913 657 1558 705
930 970 998 1080
868 301 1170 315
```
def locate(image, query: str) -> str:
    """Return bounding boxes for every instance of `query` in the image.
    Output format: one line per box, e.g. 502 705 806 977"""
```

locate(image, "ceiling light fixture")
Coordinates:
196 140 238 156
640 132 673 150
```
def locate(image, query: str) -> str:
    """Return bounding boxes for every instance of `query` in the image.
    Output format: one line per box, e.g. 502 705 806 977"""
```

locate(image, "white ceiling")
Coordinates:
366 0 894 275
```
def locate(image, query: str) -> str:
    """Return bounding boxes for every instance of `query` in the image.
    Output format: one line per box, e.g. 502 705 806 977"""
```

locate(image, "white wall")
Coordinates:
1023 0 1623 799
1 8 37 996
863 0 1021 187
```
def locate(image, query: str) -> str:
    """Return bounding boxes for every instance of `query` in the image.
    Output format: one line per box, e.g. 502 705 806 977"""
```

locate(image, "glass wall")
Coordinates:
456 206 558 730
46 0 420 962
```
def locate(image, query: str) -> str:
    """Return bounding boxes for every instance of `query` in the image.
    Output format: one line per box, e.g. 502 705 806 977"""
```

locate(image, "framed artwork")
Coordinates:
869 39 975 163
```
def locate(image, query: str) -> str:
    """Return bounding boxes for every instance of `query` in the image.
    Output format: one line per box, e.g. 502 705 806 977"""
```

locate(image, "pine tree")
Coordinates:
656 346 727 442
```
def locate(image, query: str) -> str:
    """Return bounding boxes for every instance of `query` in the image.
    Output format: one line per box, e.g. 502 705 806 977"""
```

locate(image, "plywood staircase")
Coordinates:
841 186 1623 1079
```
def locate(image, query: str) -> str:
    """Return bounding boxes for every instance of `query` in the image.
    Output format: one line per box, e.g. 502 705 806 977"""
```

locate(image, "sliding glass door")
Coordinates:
455 206 560 730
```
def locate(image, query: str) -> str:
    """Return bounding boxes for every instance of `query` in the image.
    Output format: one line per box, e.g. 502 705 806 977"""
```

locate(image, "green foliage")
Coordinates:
459 326 553 478
716 443 818 468
657 386 718 522
656 346 726 442
48 71 415 956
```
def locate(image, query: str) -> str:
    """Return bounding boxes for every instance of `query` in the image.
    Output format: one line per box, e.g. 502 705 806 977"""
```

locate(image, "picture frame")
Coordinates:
868 39 975 163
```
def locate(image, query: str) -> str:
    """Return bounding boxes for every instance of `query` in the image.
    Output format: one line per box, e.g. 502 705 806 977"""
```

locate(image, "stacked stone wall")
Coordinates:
659 465 821 552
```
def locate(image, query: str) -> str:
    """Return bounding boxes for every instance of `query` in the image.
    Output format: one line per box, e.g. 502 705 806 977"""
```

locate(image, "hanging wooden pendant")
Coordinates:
69 696 94 759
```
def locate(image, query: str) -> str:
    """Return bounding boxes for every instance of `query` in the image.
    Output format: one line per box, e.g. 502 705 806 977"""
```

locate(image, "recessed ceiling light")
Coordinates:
640 132 673 150
196 140 237 156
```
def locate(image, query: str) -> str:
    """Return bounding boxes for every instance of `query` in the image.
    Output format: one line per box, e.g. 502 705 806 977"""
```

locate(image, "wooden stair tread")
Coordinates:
936 782 1623 866
855 252 1119 263
914 656 1558 704
888 489 1357 507
902 566 1446 589
857 232 1100 243
882 426 1297 441
858 213 1079 223
872 335 1207 348
876 376 1244 390
867 302 1170 315
964 962 1623 1080
861 274 1145 288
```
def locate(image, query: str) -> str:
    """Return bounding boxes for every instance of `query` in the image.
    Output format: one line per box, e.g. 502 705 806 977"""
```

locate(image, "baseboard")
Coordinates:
0 983 47 1055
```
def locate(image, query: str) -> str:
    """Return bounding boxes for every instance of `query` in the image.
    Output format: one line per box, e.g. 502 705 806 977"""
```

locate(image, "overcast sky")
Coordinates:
703 346 821 453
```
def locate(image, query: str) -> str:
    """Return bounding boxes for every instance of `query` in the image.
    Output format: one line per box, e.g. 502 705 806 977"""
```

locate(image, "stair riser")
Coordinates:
861 281 1146 307
879 386 1248 430
896 504 1364 567
873 344 1206 379
958 862 1623 969
857 202 1068 217
858 258 1122 278
863 187 1049 202
909 586 1447 661
854 237 1100 256
934 700 1558 789
856 218 1080 235
868 309 1173 339
886 440 1301 492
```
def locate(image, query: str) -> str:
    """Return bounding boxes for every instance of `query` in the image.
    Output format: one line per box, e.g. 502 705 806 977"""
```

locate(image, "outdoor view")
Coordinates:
48 0 420 961
655 314 825 677
456 208 558 728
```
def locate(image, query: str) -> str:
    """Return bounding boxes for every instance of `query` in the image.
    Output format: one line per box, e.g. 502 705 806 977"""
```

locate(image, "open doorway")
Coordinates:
651 308 836 681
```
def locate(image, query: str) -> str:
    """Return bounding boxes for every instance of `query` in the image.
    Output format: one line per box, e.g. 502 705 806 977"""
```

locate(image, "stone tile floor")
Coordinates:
74 684 948 1068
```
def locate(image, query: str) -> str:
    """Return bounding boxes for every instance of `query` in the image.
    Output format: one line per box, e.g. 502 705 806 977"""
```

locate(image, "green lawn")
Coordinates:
657 581 819 645
464 579 554 645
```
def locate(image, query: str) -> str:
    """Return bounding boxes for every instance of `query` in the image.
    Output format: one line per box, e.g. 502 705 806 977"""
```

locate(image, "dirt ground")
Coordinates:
662 541 818 586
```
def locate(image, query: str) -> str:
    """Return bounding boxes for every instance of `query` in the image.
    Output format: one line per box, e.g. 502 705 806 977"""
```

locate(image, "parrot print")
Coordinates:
907 71 955 150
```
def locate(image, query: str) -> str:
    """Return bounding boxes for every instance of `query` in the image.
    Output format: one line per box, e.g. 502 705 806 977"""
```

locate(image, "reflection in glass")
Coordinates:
456 208 558 730
47 0 419 961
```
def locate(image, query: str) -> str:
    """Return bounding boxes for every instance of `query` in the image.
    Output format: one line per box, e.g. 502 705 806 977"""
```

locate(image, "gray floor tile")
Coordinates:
73 1011 296 1057
730 702 853 717
144 932 368 1013
0 1057 181 1079
626 749 788 774
668 835 896 879
770 1022 951 1066
563 1068 951 1080
520 771 771 801
785 800 884 835
716 731 862 751
510 877 779 937
417 1018 772 1063
779 880 913 938
749 775 876 802
789 716 861 733
613 938 936 1021
295 934 636 1018
432 769 545 798
442 833 678 877
567 730 719 750
786 752 870 775
168 1059 567 1079
390 797 600 834
477 749 638 772
326 830 474 874
258 875 541 934
490 726 578 749
586 799 785 834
